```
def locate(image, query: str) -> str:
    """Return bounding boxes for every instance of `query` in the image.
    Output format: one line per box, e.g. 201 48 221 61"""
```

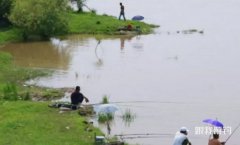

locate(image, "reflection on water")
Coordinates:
0 40 71 69
0 35 136 70
120 108 136 127
131 35 144 50
2 32 240 145
120 35 134 51
94 40 104 68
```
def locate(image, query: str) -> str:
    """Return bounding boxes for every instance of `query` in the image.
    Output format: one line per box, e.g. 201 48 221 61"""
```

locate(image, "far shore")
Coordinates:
0 12 159 45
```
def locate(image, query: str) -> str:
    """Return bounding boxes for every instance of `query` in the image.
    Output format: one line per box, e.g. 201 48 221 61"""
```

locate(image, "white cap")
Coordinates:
180 127 189 132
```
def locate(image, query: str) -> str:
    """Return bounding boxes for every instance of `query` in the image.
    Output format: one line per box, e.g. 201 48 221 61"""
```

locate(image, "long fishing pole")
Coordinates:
83 4 93 12
115 133 174 140
119 135 173 140
115 133 173 136
83 101 184 106
224 123 240 143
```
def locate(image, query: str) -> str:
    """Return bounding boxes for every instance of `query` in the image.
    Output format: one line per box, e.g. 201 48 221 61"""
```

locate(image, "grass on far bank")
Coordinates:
0 101 103 145
0 12 158 44
68 12 157 35
0 26 23 44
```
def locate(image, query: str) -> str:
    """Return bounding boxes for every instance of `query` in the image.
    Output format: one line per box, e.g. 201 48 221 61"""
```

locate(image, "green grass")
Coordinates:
0 52 104 145
101 95 109 104
0 12 157 44
0 26 23 44
0 52 64 101
0 51 12 69
98 113 114 123
0 101 103 145
0 51 44 88
0 52 14 89
68 12 156 35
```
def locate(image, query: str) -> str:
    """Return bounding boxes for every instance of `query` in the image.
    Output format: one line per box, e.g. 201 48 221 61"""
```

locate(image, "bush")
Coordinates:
9 0 69 39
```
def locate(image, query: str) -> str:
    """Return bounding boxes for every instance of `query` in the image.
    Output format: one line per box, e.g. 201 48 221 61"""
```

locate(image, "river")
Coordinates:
1 0 240 145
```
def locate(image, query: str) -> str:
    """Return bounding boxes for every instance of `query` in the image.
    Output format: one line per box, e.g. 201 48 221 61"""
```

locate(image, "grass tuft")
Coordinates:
101 95 109 104
98 113 114 123
121 108 136 126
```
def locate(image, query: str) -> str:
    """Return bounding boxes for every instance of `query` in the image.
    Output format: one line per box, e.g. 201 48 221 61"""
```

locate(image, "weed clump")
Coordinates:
2 83 18 101
101 95 109 104
98 113 114 123
121 108 136 126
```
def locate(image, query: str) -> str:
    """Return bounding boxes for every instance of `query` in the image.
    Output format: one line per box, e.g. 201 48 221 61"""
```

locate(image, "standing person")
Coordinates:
173 127 192 145
71 86 89 110
208 133 225 145
119 2 126 21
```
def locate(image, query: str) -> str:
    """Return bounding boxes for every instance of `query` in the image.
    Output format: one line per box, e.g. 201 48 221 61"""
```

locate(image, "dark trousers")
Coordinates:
119 12 126 21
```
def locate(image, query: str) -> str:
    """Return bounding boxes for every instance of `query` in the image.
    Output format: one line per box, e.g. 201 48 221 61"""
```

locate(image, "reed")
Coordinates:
98 113 114 123
121 108 136 126
101 95 109 104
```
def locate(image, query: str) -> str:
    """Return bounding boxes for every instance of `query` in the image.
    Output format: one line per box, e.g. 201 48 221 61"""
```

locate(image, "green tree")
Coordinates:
0 0 13 25
9 0 69 39
76 0 86 12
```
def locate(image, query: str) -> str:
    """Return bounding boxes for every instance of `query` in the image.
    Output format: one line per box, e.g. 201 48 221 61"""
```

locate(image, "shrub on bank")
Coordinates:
9 0 69 39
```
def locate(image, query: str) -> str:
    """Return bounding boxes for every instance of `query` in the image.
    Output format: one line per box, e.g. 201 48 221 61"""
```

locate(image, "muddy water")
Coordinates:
1 0 240 145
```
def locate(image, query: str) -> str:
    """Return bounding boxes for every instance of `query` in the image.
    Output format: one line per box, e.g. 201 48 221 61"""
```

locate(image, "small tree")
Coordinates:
76 0 86 12
9 0 69 39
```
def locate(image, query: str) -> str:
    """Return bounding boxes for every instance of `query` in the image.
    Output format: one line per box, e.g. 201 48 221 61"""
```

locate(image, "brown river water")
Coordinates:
1 0 240 145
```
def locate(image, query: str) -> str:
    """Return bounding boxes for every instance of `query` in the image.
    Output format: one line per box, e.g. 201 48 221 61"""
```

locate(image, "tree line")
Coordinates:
0 0 86 39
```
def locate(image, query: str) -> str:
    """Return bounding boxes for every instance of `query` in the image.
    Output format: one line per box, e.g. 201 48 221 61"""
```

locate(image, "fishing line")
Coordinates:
225 123 240 143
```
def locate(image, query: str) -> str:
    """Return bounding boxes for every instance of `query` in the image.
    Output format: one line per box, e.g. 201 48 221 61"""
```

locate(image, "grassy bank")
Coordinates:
0 52 104 144
68 12 156 35
0 12 157 44
0 101 102 145
0 52 64 100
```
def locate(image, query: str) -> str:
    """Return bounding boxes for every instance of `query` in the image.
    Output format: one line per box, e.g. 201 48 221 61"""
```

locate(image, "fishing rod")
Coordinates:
83 4 93 12
224 123 240 143
115 133 173 136
85 101 154 106
83 100 184 106
118 135 173 140
115 133 174 140
117 133 203 140
53 100 156 107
